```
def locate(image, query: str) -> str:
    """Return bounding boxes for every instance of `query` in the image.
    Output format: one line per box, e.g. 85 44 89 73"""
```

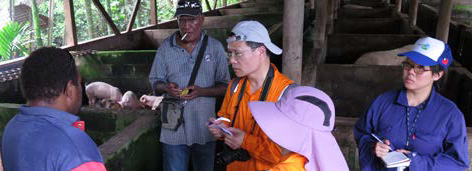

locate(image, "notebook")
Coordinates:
381 151 411 168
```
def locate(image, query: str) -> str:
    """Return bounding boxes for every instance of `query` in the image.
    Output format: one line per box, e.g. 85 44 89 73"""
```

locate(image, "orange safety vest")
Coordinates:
217 64 294 171
270 152 307 171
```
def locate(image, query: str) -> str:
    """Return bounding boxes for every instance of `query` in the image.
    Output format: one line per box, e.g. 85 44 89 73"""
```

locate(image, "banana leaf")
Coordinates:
0 21 29 61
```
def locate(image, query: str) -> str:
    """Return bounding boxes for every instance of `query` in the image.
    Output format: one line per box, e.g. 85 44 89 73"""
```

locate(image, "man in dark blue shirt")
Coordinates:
2 47 107 171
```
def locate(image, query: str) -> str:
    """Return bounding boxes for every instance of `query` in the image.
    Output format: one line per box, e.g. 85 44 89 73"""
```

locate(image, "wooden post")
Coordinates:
408 0 418 26
126 0 141 32
150 0 157 25
436 0 453 41
223 0 227 7
395 0 402 13
64 0 77 46
91 0 121 35
282 0 304 84
326 0 336 34
303 0 328 86
310 0 314 9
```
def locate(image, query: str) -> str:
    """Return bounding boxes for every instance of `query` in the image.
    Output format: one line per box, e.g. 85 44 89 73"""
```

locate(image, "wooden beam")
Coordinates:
150 0 157 25
91 0 121 35
127 0 142 33
409 0 419 26
395 0 402 13
282 0 304 84
64 0 77 46
204 0 212 11
213 0 218 10
223 0 227 7
436 0 454 41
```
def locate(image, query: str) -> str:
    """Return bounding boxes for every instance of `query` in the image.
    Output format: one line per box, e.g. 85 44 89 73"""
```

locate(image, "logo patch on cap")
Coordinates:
442 58 449 65
419 43 430 50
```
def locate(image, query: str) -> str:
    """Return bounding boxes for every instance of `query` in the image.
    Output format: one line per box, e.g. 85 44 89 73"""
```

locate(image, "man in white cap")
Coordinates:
249 86 349 171
208 20 294 171
149 0 230 170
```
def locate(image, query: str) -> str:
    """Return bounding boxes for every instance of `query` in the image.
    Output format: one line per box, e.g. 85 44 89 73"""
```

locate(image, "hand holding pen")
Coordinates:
371 133 393 158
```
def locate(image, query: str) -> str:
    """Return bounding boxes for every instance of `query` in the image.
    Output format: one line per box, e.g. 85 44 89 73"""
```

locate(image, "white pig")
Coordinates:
354 44 414 65
139 95 164 110
120 91 145 109
85 82 123 105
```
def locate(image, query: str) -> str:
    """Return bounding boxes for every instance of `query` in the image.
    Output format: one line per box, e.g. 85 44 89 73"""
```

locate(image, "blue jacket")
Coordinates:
2 106 106 171
354 88 469 171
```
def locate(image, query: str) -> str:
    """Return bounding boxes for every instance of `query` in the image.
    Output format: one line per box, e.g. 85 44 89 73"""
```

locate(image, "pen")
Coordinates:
371 133 393 151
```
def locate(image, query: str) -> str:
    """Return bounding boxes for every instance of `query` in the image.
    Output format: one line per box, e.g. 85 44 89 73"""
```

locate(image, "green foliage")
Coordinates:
3 0 243 58
0 21 29 61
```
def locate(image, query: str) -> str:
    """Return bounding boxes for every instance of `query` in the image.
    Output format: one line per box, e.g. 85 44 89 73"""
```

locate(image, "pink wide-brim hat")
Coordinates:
249 86 349 171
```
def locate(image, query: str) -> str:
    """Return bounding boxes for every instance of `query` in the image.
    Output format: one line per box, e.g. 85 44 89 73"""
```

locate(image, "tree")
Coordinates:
31 0 43 47
85 0 96 39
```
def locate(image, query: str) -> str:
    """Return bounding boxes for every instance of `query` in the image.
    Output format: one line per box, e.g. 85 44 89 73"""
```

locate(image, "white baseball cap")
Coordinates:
398 37 453 70
227 20 282 55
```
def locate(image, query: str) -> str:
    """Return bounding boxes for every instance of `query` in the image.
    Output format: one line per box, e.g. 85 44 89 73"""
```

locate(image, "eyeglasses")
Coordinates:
226 49 253 61
401 61 431 74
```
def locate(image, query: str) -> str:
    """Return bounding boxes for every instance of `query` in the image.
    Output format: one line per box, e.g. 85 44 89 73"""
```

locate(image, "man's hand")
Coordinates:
374 139 391 158
166 82 181 97
181 85 201 100
207 118 225 139
224 127 245 150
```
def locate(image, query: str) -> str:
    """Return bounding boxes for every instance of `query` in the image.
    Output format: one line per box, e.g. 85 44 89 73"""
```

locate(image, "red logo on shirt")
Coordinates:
73 121 85 131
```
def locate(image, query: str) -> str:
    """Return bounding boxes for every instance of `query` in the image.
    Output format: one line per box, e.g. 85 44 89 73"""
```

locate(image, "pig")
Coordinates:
85 82 123 106
354 44 414 65
139 95 164 110
120 91 145 109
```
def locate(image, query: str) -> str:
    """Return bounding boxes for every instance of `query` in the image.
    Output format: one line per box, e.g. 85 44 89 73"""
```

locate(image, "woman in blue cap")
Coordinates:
354 37 469 171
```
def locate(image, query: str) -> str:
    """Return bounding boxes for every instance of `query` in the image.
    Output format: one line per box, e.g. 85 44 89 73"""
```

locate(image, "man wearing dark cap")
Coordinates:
149 0 230 171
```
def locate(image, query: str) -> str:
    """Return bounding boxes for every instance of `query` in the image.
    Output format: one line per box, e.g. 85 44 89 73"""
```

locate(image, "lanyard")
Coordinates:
406 107 421 147
230 66 275 134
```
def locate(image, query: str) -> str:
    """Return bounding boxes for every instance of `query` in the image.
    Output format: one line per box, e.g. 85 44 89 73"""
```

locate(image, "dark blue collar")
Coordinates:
396 87 436 109
19 105 79 125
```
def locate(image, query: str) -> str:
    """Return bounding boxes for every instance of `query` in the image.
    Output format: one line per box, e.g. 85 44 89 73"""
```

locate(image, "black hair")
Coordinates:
430 64 446 91
20 47 79 101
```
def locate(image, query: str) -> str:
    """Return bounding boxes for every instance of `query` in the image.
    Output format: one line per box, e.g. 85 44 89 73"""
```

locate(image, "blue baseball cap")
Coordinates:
398 37 453 70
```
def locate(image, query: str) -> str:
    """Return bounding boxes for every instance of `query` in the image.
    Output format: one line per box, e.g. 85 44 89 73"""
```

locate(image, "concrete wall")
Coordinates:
338 6 395 19
75 50 156 97
334 17 422 34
